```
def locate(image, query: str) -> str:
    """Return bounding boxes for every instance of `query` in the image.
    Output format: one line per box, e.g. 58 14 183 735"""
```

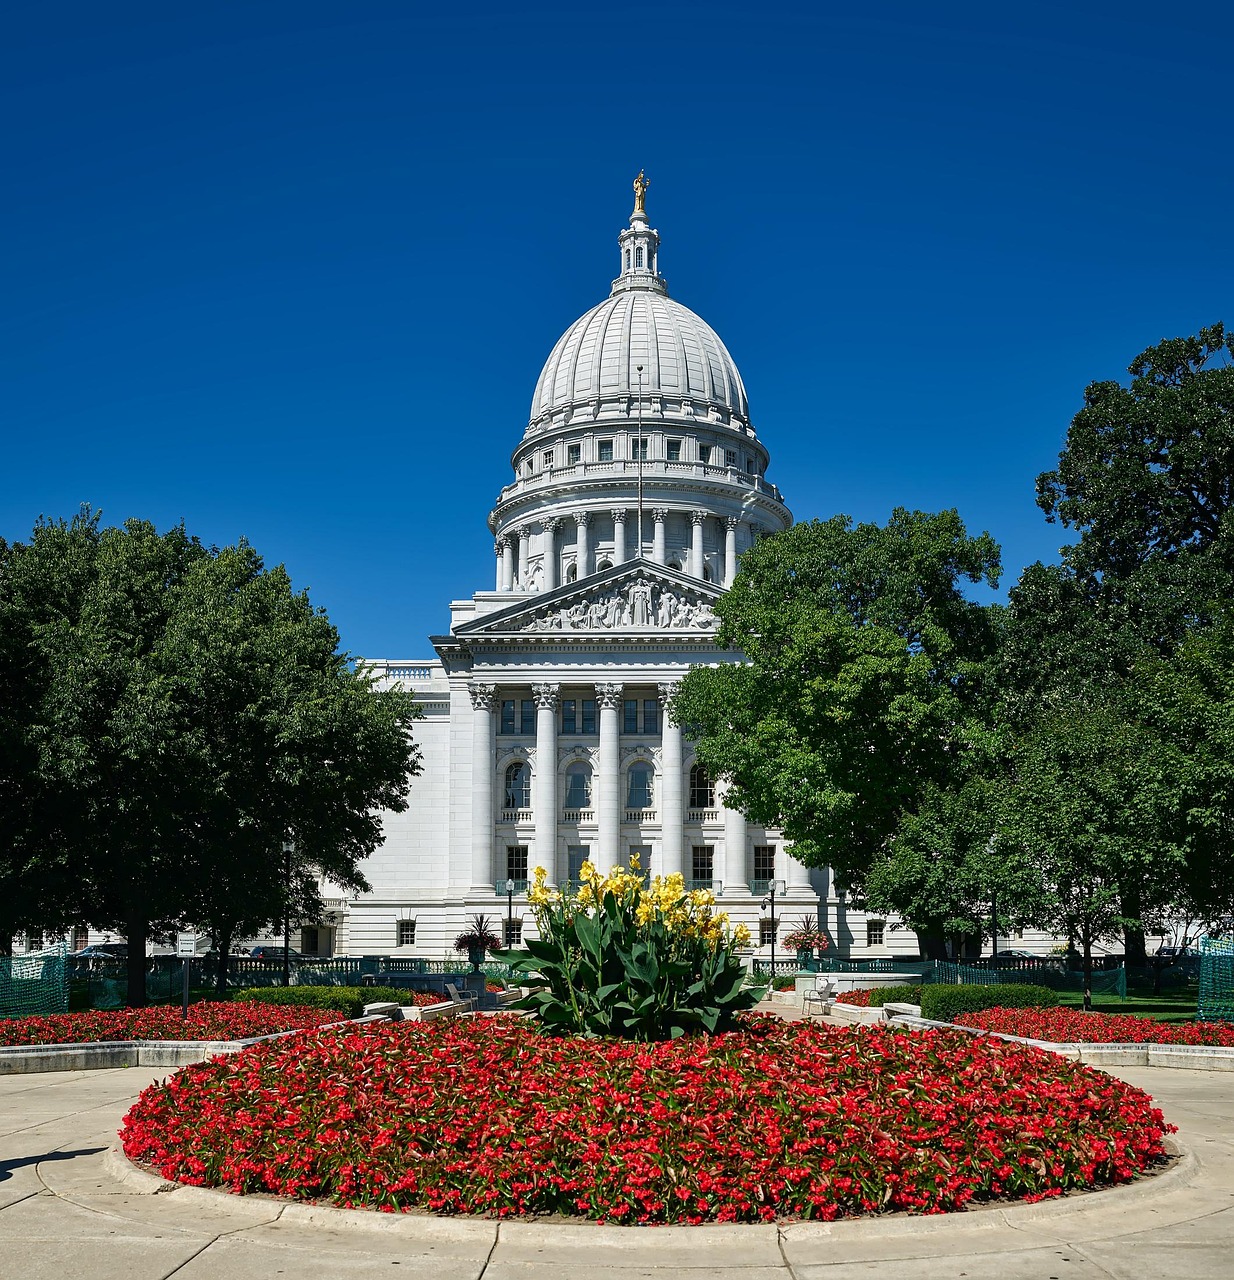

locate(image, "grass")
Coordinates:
1056 990 1198 1024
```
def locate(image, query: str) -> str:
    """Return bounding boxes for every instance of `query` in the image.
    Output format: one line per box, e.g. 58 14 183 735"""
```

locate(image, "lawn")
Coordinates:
1056 991 1198 1024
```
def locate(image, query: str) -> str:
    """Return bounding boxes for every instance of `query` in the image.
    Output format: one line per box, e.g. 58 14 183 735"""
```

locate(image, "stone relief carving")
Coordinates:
519 578 718 633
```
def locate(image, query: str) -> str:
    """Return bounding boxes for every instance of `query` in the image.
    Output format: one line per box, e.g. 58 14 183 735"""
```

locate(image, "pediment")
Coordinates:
455 560 723 638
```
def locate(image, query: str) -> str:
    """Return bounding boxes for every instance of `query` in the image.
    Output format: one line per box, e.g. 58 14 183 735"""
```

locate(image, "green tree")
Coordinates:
672 510 1000 957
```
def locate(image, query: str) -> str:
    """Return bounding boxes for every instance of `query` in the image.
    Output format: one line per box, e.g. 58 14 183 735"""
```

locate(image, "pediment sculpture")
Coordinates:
519 577 718 633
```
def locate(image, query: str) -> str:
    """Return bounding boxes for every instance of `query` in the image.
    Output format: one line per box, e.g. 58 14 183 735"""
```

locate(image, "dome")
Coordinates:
529 290 751 430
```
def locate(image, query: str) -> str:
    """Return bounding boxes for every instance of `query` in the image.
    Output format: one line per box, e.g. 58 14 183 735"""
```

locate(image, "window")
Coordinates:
506 845 529 883
691 845 714 885
746 456 756 474
567 442 581 465
543 449 553 469
564 763 592 810
623 699 638 733
71 925 88 951
629 844 652 871
702 563 713 582
689 764 714 808
636 246 644 268
301 927 320 955
396 920 416 947
627 762 654 809
760 918 778 947
867 919 885 947
500 700 533 734
500 700 515 734
753 845 776 880
521 700 534 733
598 439 613 462
581 698 596 734
643 699 659 734
596 559 612 571
503 918 524 946
632 436 648 461
699 444 712 464
725 449 738 467
504 762 531 810
26 931 44 951
524 458 533 474
561 699 576 734
666 438 682 461
566 563 578 582
624 249 630 270
567 844 589 883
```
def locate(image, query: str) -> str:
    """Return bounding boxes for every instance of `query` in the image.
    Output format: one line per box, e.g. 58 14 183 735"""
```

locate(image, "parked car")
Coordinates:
1156 945 1199 959
249 945 302 960
992 949 1037 960
71 943 128 961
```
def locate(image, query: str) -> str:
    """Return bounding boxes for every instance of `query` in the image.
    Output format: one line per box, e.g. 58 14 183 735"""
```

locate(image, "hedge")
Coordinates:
920 983 1058 1024
866 984 924 1007
233 985 413 1020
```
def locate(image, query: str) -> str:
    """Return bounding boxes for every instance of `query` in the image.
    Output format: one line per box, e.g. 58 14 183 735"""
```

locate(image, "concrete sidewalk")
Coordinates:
1 1061 1232 1279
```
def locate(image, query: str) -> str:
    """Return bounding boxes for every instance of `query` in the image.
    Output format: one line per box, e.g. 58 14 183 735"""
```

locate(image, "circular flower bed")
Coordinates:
955 1006 1234 1046
0 1002 344 1046
120 1015 1172 1223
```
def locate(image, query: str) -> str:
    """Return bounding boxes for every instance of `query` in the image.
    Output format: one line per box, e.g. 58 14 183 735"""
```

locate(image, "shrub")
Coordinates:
514 859 757 1039
234 985 415 1020
921 984 1058 1024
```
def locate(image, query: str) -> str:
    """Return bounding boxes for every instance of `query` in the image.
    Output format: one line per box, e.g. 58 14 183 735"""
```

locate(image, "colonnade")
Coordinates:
495 510 753 592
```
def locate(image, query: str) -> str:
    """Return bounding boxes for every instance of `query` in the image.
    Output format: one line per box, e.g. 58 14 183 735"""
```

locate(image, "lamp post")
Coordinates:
496 878 516 947
281 840 293 989
761 878 786 982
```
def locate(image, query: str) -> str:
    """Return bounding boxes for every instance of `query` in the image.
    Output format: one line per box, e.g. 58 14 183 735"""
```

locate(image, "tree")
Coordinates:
0 510 420 1003
672 510 1001 957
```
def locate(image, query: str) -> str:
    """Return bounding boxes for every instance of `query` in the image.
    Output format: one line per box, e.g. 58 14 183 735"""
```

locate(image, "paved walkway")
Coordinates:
1 1055 1232 1279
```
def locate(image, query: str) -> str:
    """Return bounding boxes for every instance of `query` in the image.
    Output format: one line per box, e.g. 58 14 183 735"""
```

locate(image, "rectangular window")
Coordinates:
301 927 320 955
598 439 613 462
506 845 529 882
567 845 590 884
629 844 652 868
699 444 712 464
753 845 776 880
760 918 777 947
632 436 648 461
503 918 524 946
567 442 581 465
500 700 516 734
26 931 45 952
691 845 714 885
623 699 638 734
725 449 738 467
666 438 682 461
520 699 534 735
581 699 597 734
643 699 659 734
72 925 89 951
543 449 553 469
746 456 756 474
396 920 416 947
561 699 576 734
867 919 885 947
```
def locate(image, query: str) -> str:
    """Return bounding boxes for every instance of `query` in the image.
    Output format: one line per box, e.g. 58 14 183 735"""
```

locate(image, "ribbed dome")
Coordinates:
529 290 751 430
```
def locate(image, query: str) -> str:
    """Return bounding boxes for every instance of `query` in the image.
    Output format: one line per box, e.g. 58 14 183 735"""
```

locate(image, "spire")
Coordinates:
612 171 667 296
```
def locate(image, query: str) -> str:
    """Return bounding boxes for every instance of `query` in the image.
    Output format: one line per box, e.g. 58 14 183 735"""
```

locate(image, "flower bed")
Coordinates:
0 1002 344 1046
120 1015 1171 1223
955 1006 1234 1046
834 985 924 1008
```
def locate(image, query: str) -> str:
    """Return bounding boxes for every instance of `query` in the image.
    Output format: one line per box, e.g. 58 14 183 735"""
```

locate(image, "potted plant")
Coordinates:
782 915 830 968
453 913 502 972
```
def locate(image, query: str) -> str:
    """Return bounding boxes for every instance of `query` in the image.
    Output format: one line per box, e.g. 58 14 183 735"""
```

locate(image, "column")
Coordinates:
575 512 591 578
494 541 504 591
469 682 498 890
532 684 559 876
786 846 812 895
722 781 747 896
658 682 684 880
611 509 627 563
499 536 514 592
542 518 561 592
596 682 624 874
516 527 530 588
690 511 706 580
724 517 739 587
652 508 668 566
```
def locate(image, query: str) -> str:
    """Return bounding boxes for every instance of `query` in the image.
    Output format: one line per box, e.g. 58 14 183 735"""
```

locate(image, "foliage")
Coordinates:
920 984 1059 1024
835 984 924 1007
0 1001 343 1045
956 1006 1234 1046
120 1017 1173 1222
781 915 829 951
453 913 502 954
514 860 755 1039
233 985 416 1020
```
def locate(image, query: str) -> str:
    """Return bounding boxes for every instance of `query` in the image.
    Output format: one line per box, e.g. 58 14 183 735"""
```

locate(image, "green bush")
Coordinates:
233 985 410 1020
921 984 1058 1024
865 984 924 1007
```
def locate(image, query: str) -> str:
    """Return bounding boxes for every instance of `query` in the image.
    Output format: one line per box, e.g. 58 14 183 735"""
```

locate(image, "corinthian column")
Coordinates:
532 684 559 876
516 527 530 588
575 512 592 578
494 541 504 592
611 509 627 563
651 508 668 566
469 682 498 891
724 517 739 588
690 511 706 579
596 682 624 873
658 682 684 879
542 518 561 592
499 536 514 592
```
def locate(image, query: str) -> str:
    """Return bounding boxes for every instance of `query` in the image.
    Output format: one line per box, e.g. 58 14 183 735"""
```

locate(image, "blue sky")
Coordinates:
4 1 1231 658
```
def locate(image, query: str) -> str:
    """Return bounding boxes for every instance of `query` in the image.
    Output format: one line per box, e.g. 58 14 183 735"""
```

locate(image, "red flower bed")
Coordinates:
835 989 872 1006
407 990 448 1007
0 1002 344 1046
956 1006 1234 1046
120 1016 1171 1223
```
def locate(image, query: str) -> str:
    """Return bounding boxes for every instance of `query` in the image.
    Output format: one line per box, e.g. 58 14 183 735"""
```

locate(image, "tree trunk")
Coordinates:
214 923 233 998
914 926 948 961
1122 922 1147 969
125 912 148 1008
1081 931 1093 1012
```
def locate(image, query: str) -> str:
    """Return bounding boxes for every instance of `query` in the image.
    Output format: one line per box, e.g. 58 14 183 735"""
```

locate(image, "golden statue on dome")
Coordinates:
632 169 649 214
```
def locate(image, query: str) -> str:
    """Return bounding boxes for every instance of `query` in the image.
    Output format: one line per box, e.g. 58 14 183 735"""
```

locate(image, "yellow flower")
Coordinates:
733 923 752 947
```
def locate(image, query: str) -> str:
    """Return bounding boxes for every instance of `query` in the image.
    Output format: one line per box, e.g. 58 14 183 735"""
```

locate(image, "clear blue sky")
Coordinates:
4 1 1230 658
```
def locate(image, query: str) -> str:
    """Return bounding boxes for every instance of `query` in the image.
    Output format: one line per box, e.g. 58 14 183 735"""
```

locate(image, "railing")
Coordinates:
625 808 656 822
686 808 719 823
561 809 594 822
686 878 720 893
361 661 440 683
748 878 771 897
500 808 534 823
495 460 786 507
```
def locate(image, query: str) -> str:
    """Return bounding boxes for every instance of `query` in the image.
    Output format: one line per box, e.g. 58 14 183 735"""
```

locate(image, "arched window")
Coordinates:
702 563 713 582
504 762 531 810
635 246 644 268
566 562 578 583
689 763 714 809
627 762 654 809
564 762 592 810
596 558 612 572
667 559 682 571
624 249 631 270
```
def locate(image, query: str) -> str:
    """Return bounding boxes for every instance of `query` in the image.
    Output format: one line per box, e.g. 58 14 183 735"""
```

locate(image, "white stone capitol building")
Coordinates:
342 180 835 959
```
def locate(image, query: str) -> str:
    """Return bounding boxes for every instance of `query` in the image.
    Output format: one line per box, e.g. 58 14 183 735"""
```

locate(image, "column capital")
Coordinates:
725 516 740 531
575 510 592 528
651 507 669 523
656 680 680 709
610 508 627 524
542 517 562 533
515 525 530 540
496 534 510 550
690 509 707 526
532 682 560 711
469 681 498 712
595 682 625 709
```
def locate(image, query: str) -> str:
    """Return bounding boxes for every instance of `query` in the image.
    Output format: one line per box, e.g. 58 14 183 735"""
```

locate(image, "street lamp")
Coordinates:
761 879 787 981
281 840 294 989
495 878 518 947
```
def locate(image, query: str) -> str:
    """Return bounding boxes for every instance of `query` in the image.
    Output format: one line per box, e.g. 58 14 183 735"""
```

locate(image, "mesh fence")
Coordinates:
1198 936 1234 1022
933 959 1126 996
0 943 70 1019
